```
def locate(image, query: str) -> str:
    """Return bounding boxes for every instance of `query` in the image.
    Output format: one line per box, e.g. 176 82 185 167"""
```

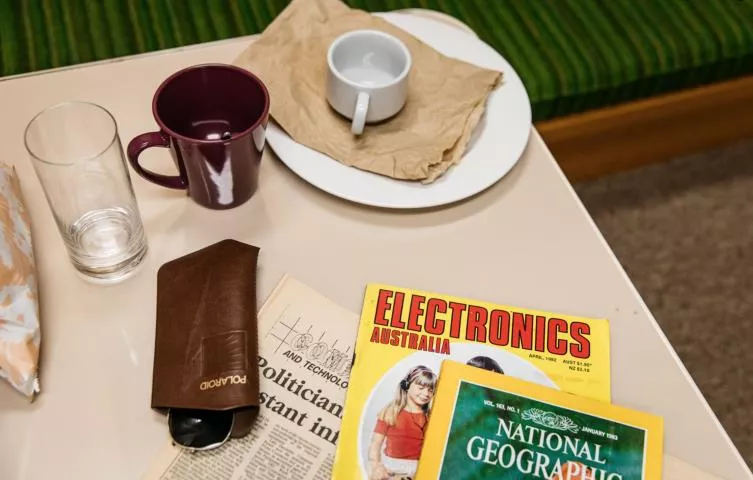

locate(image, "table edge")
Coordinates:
1 7 748 477
536 128 753 477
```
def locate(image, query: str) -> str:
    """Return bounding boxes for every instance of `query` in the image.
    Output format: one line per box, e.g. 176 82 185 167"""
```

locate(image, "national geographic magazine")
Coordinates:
332 284 611 480
415 361 663 480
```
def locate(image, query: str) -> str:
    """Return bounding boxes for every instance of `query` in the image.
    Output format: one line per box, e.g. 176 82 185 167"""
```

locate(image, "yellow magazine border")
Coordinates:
333 283 613 480
417 361 664 480
356 283 613 402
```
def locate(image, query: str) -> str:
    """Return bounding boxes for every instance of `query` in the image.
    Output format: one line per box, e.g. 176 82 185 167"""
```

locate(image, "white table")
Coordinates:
0 24 749 480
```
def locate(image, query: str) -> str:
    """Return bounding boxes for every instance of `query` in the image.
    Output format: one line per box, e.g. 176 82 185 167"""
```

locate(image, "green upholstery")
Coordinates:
1 0 752 121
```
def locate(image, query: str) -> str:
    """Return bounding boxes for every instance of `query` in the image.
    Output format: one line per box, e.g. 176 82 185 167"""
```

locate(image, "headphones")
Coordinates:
400 365 431 391
400 377 410 391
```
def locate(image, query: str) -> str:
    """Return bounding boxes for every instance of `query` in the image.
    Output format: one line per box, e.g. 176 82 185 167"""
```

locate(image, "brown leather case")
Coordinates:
151 239 260 438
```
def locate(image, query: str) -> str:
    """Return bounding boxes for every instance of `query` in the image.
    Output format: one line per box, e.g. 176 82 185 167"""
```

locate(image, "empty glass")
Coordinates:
24 101 148 284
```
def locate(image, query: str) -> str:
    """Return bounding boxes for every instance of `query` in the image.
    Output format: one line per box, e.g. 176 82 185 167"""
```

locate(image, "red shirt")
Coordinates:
374 410 428 460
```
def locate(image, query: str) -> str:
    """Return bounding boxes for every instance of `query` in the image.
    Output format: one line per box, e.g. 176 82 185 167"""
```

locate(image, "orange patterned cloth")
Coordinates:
0 164 40 398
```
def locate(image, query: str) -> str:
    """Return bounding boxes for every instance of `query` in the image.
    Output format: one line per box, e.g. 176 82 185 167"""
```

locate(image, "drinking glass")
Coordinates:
24 101 148 284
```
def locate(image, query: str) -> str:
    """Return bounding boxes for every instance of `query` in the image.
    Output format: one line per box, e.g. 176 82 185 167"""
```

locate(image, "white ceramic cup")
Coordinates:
326 29 412 135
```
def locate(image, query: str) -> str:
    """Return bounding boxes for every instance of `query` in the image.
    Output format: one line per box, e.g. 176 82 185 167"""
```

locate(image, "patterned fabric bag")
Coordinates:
0 164 40 398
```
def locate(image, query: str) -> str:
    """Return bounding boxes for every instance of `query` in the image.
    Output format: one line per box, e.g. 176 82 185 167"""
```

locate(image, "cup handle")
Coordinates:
351 92 369 135
126 132 187 190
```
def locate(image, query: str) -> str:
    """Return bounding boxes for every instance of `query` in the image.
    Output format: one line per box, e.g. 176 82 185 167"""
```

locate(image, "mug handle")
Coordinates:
127 132 187 189
351 92 369 135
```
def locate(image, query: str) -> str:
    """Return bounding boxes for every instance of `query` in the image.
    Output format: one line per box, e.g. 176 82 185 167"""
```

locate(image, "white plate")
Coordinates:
266 12 532 209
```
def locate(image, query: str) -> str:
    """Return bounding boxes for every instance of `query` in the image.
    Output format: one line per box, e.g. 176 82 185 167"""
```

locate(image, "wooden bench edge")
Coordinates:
536 74 753 182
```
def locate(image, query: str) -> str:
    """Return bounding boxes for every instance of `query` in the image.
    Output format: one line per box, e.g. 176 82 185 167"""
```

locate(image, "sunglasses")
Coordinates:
168 408 234 452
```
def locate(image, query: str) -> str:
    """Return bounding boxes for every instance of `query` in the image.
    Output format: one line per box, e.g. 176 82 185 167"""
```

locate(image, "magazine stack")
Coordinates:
332 284 663 480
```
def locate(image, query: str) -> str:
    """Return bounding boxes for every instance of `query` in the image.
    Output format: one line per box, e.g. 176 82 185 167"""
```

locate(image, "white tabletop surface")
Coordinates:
0 31 749 480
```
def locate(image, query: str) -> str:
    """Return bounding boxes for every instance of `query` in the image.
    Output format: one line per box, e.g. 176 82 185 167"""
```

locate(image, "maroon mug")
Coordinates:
127 64 270 210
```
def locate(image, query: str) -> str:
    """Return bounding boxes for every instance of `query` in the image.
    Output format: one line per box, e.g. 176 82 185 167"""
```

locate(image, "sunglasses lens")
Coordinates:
168 408 233 451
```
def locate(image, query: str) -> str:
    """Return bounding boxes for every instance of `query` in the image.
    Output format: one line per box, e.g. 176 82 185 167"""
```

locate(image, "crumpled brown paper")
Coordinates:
234 0 502 183
0 163 40 399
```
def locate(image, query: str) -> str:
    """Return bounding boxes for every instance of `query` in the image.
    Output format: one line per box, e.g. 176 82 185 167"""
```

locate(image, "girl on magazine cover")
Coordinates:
368 365 437 480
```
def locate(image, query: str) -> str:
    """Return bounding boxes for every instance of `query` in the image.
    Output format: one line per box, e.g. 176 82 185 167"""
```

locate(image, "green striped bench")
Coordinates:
1 0 752 179
2 0 752 123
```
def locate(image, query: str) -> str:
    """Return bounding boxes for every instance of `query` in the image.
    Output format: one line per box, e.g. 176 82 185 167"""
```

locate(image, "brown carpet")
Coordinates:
574 139 753 469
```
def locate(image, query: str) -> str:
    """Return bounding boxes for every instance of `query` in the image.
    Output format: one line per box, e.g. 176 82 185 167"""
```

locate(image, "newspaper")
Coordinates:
142 274 359 480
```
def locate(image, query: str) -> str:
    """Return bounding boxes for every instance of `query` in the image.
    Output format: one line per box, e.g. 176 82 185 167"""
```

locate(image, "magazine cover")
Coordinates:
332 284 611 480
415 361 663 480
